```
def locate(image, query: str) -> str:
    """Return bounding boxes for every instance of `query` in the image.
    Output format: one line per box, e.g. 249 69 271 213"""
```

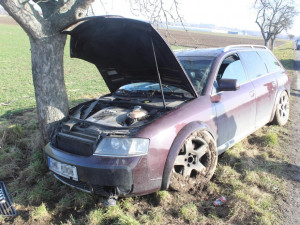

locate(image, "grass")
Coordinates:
0 22 295 224
31 203 51 222
180 203 198 223
0 24 108 117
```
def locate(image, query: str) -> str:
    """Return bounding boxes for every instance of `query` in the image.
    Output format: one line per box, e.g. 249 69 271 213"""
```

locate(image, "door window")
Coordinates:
239 51 268 80
257 51 282 73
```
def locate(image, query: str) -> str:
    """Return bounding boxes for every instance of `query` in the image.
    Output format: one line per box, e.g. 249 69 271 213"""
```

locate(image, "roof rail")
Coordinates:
223 45 268 52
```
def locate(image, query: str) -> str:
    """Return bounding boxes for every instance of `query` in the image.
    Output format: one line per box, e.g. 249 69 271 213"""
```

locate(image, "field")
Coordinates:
158 28 286 48
0 16 296 224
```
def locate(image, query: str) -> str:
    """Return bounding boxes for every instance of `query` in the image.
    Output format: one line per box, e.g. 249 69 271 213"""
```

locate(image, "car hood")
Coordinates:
62 16 197 97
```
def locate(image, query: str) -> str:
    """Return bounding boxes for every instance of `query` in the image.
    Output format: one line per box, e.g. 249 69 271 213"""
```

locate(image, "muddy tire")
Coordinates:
273 91 289 126
169 130 218 192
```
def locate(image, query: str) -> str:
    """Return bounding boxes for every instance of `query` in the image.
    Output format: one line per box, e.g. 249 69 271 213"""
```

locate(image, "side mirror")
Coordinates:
218 79 240 91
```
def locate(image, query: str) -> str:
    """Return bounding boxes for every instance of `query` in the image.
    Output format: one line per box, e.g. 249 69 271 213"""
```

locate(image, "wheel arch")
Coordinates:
160 121 216 190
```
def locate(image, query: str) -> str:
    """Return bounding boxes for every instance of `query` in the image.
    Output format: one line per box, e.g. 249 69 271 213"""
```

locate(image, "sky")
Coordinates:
92 0 300 36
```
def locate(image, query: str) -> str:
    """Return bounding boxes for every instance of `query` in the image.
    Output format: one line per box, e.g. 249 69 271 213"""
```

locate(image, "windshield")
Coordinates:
115 82 193 99
178 56 214 94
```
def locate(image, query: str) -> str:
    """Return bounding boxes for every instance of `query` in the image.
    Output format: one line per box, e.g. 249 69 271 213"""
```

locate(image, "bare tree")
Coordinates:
255 0 298 50
0 0 182 144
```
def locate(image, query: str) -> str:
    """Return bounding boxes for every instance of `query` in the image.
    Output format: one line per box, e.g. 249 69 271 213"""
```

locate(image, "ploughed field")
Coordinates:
158 28 286 48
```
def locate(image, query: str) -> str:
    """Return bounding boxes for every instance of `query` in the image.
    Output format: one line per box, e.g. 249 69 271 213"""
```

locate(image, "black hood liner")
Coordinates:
63 16 197 97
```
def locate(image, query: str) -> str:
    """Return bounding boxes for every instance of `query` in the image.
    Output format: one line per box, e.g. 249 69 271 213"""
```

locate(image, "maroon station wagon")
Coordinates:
44 16 290 203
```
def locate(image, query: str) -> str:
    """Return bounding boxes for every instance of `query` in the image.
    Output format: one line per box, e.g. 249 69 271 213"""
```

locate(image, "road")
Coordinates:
283 50 300 225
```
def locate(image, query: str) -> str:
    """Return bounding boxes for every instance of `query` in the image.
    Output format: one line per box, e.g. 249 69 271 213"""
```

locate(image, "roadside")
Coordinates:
283 50 300 224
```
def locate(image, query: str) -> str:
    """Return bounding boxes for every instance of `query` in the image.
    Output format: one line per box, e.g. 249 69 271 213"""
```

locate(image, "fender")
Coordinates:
160 121 215 190
270 87 289 122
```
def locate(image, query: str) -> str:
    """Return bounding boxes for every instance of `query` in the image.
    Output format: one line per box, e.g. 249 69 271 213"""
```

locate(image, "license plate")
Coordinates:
48 157 78 181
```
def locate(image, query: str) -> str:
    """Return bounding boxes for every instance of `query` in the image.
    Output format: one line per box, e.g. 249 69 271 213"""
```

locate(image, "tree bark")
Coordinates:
30 34 69 143
270 38 275 50
264 38 269 48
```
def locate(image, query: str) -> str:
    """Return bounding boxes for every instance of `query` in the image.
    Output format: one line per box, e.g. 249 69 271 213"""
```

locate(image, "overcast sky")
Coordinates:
92 0 300 36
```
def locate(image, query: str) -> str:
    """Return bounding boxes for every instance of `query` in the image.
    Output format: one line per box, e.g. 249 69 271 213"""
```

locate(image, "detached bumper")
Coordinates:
44 144 139 196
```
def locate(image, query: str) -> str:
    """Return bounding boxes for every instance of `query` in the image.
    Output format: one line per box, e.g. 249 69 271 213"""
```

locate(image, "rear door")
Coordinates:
212 54 256 151
239 51 277 128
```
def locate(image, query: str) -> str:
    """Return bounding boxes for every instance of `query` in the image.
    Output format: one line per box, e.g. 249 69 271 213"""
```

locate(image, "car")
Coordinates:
296 39 300 50
44 16 290 203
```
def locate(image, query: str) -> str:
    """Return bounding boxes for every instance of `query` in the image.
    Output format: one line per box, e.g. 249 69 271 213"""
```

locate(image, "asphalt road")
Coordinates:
283 50 300 225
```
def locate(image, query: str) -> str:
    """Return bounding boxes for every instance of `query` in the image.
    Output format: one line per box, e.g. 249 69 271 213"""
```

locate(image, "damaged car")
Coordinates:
44 16 290 203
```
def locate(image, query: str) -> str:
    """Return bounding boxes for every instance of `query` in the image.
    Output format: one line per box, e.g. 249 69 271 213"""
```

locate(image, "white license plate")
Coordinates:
48 157 78 181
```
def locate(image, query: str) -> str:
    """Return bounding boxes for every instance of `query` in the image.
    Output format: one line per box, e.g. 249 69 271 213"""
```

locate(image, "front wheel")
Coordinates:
273 91 289 126
170 131 218 191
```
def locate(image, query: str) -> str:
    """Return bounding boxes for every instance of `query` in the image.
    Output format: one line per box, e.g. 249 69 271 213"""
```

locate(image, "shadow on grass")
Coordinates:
280 59 299 71
218 146 300 184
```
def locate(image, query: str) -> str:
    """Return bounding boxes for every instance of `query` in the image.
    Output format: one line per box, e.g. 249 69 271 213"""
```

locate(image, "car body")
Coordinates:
44 16 290 198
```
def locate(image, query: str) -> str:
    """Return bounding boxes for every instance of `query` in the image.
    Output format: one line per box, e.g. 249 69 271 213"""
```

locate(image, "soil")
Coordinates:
0 16 18 25
282 50 300 225
158 28 286 48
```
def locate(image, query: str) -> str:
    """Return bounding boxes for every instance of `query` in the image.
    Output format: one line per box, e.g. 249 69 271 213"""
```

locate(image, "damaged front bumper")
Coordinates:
44 143 142 196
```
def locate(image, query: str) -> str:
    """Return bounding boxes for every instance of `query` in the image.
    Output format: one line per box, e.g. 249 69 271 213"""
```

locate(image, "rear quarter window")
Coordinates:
257 51 282 73
239 51 268 80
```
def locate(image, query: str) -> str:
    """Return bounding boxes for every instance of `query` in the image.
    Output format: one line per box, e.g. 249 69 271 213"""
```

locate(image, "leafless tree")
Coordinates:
255 0 298 50
0 0 182 144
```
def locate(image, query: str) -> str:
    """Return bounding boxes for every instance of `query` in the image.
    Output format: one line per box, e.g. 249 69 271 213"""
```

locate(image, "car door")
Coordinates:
239 51 277 128
212 54 256 152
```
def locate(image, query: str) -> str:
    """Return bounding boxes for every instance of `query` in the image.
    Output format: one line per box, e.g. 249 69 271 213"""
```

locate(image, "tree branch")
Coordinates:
0 0 52 39
49 0 94 32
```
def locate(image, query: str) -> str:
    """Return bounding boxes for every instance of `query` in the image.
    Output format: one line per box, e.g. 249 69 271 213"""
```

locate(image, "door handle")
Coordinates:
249 90 255 98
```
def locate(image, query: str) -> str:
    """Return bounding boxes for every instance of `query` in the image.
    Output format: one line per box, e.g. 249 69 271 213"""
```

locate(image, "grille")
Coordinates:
0 182 17 217
56 132 97 156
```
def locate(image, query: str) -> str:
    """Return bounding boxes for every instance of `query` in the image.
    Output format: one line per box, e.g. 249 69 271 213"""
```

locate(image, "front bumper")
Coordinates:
44 143 143 196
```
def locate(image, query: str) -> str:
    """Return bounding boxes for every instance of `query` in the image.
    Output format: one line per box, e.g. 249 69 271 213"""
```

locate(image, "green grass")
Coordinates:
180 203 198 223
0 24 108 117
31 203 51 222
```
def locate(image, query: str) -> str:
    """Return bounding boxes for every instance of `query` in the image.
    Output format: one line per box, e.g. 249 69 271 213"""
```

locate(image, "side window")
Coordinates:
239 51 268 80
217 55 247 84
257 51 282 73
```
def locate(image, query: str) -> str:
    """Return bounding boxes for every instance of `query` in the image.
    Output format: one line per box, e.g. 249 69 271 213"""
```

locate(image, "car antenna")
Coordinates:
151 40 167 110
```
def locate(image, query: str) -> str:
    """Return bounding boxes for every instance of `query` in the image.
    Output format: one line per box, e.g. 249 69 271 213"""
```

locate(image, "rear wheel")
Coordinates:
170 131 217 191
273 91 289 126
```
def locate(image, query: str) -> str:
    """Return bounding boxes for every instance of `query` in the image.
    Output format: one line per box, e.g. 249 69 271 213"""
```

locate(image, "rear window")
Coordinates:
239 51 268 80
257 51 282 73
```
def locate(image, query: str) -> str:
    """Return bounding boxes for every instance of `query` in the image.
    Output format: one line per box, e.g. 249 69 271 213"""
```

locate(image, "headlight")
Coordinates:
94 138 150 156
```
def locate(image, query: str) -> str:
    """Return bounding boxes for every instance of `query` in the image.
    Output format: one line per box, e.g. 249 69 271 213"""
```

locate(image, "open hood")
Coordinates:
62 16 197 97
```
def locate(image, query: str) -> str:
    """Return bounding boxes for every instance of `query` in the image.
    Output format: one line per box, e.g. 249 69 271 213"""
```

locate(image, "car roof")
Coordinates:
175 48 223 57
175 45 269 57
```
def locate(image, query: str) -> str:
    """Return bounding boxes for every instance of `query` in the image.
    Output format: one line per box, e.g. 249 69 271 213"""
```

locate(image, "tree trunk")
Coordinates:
30 34 69 144
270 38 275 50
264 38 269 47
